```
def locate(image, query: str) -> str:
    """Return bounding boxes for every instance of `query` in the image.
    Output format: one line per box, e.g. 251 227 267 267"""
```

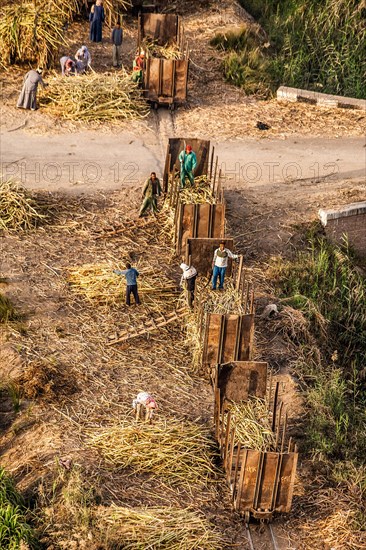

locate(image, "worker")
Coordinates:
60 56 77 76
111 21 123 68
139 172 162 217
75 45 91 72
212 240 240 291
113 262 141 306
17 67 47 111
89 0 105 43
132 391 158 422
180 263 198 308
179 144 197 188
132 51 144 83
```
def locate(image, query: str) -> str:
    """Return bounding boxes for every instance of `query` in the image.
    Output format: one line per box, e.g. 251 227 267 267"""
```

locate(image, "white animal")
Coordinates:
132 391 158 422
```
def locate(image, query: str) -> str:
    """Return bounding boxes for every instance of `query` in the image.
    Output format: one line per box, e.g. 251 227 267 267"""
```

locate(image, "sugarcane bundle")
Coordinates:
66 262 177 305
40 72 149 121
144 39 182 60
88 418 218 484
179 176 216 205
0 3 65 68
198 280 245 315
224 398 276 451
95 505 223 550
0 179 45 231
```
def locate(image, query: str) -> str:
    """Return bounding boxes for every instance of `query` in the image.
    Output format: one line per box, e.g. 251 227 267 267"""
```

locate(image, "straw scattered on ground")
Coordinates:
88 418 219 485
66 262 177 306
95 505 224 550
0 179 45 231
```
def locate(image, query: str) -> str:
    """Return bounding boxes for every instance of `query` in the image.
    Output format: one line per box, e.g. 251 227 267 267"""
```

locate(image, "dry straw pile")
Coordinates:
88 418 218 484
144 40 182 60
95 505 223 549
66 262 177 306
0 179 45 231
224 398 276 451
178 176 217 205
41 73 149 121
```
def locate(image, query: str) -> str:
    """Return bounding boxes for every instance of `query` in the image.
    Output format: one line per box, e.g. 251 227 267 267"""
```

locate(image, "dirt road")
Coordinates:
1 120 365 192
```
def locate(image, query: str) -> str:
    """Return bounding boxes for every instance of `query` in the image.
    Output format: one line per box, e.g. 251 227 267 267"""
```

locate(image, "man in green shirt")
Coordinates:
178 144 197 188
139 172 162 217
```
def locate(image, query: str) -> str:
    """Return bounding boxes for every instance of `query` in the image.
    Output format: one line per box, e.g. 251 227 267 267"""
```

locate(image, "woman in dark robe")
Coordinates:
89 0 105 43
17 68 46 110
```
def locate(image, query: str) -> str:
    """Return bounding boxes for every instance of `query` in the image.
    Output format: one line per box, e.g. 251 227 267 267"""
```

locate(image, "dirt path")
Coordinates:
2 119 365 193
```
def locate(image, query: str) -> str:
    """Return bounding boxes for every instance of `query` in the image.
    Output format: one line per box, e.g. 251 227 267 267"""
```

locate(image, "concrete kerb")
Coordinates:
319 201 366 226
277 86 366 111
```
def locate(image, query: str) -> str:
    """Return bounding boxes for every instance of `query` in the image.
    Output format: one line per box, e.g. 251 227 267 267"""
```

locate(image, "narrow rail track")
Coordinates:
246 522 281 550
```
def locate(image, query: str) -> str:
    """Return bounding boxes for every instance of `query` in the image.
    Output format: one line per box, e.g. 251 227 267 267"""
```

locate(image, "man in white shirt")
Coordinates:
212 240 240 290
180 263 198 308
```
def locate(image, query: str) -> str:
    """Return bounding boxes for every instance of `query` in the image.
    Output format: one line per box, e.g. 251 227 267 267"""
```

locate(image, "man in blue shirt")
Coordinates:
114 262 141 306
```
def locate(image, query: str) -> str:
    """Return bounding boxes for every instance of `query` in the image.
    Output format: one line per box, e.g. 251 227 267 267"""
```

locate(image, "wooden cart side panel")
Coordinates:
275 453 298 512
173 60 189 103
167 138 210 176
180 204 195 254
212 204 226 238
145 58 160 100
140 13 179 45
238 314 255 361
222 315 240 364
161 59 173 96
218 361 268 406
187 238 234 279
256 452 280 511
239 450 261 510
203 314 222 366
197 203 211 238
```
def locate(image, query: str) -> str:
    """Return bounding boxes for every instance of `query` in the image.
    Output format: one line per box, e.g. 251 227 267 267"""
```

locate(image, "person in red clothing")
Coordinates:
132 51 145 83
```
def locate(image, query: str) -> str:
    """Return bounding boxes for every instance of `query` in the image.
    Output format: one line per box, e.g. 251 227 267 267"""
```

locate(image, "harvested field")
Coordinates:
0 187 247 548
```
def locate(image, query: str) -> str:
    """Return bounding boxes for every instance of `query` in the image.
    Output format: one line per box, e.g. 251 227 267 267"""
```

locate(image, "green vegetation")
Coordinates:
0 293 18 323
0 467 36 549
271 235 366 464
212 0 366 98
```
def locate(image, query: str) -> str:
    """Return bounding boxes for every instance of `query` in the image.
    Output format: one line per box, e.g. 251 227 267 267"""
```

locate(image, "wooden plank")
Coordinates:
204 314 222 366
187 237 234 279
217 361 268 406
222 315 239 364
140 13 179 45
275 453 298 512
238 450 261 512
256 452 280 511
238 314 255 361
196 203 210 238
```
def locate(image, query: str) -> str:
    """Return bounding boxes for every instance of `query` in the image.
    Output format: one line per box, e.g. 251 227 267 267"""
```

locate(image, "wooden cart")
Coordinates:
214 381 298 522
138 14 189 109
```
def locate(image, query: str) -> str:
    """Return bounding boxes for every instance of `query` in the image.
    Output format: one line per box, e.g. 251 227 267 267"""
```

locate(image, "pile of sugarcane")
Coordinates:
0 179 45 231
143 40 182 60
94 505 223 549
179 176 217 205
0 3 65 67
66 262 177 305
40 73 149 121
198 281 245 315
224 398 276 451
88 418 218 484
0 0 131 67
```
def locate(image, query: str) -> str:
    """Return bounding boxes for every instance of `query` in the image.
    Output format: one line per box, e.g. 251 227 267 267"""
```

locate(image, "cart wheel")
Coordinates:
244 511 250 524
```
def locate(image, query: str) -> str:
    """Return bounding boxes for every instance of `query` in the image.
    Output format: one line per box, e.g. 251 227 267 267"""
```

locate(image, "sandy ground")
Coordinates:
1 1 366 548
